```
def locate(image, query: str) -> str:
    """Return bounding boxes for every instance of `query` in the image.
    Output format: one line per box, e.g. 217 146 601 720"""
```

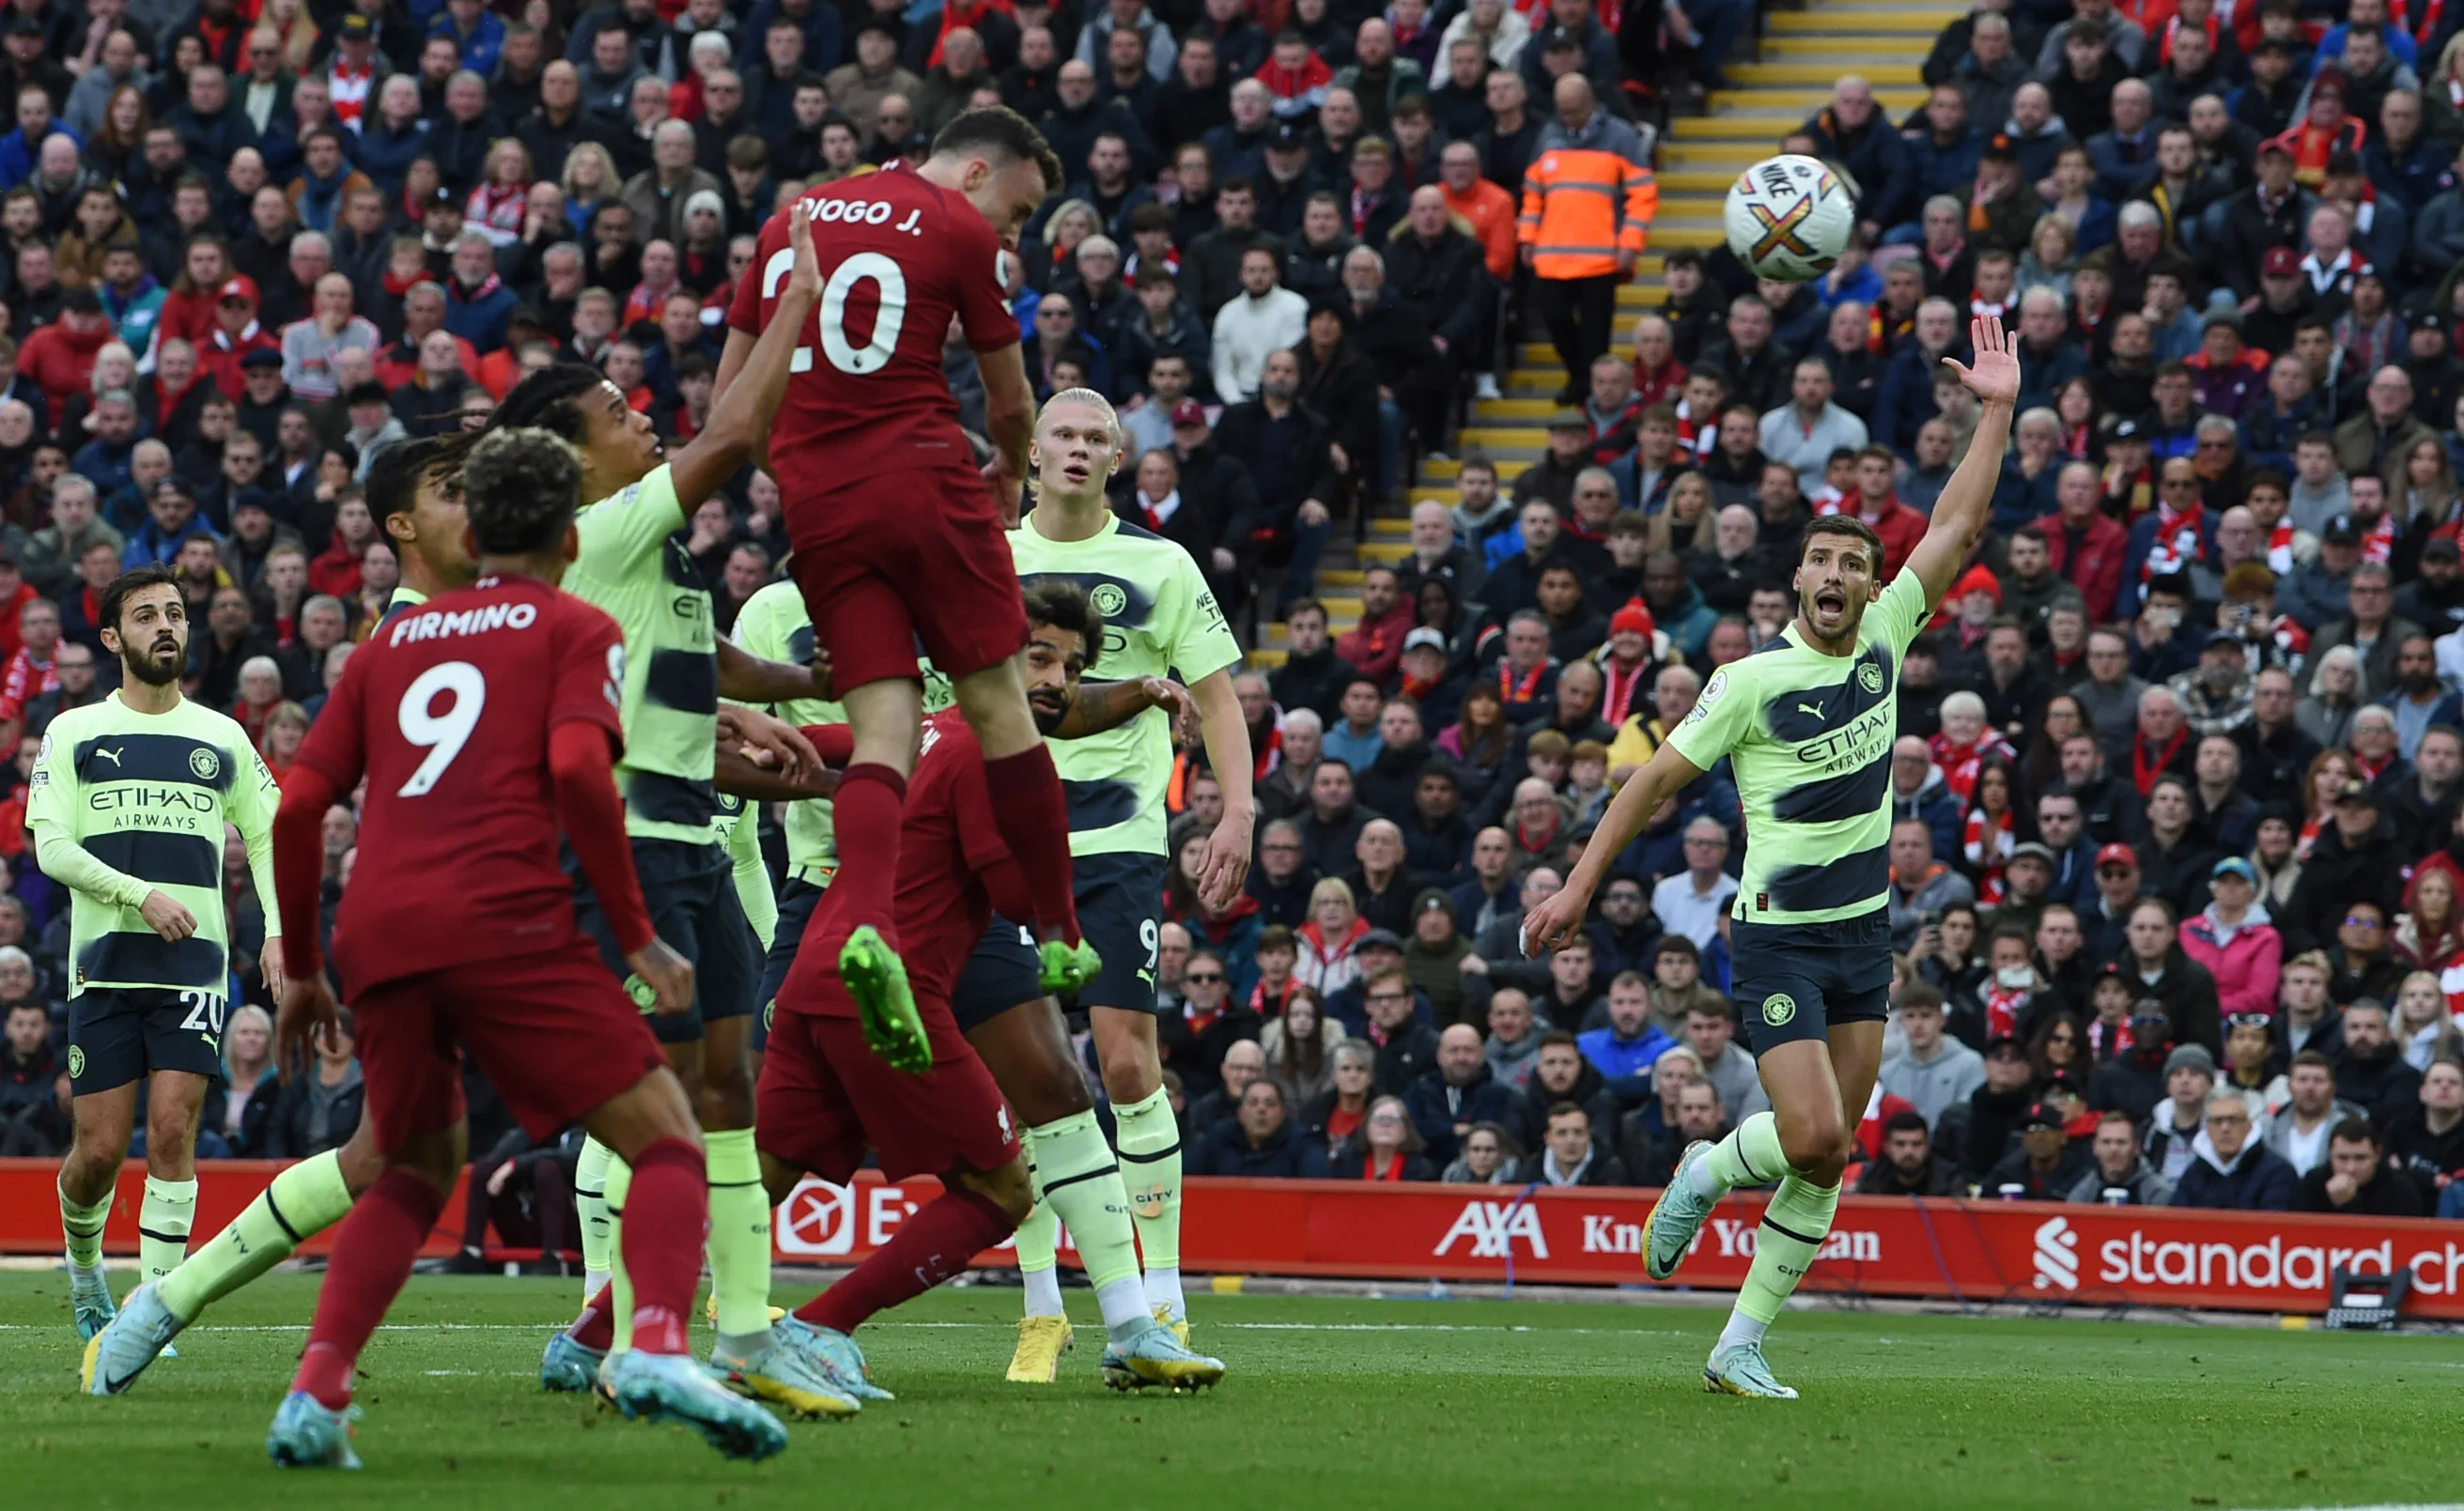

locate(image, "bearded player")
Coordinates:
1523 315 2022 1399
258 425 786 1466
80 435 477 1394
714 105 1098 1041
35 566 283 1347
745 579 1219 1401
496 209 848 1414
1001 389 1253 1373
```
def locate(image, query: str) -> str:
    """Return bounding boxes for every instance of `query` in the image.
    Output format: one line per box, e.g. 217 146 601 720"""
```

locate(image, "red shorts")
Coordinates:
755 994 1019 1185
349 934 669 1154
785 463 1028 691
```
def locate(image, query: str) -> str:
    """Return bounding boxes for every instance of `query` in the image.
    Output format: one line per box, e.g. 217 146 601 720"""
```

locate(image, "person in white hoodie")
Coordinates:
1210 244 1307 402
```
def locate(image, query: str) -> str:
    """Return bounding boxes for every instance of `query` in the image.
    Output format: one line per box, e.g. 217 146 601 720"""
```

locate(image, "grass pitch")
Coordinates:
1 1272 2456 1511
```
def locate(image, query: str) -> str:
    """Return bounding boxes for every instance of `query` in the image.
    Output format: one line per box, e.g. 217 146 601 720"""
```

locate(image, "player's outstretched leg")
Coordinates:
1027 1110 1220 1392
87 1149 359 1395
786 1164 1027 1395
1648 1112 1788 1282
597 1137 793 1457
703 1125 856 1421
268 1166 444 1469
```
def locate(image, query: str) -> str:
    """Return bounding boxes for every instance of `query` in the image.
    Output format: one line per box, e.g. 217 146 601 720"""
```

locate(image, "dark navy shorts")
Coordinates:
572 837 760 1046
1071 852 1167 1015
752 876 828 1053
1728 910 1893 1054
68 986 225 1095
950 915 1046 1032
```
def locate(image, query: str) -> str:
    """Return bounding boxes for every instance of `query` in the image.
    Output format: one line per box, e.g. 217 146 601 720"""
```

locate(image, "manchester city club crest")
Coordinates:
1091 582 1129 619
1858 662 1884 694
189 748 221 780
1761 993 1797 1027
625 974 658 1012
68 1044 85 1078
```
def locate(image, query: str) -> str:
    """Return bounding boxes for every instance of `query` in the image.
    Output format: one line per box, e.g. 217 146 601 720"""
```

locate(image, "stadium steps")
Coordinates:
1241 0 1962 666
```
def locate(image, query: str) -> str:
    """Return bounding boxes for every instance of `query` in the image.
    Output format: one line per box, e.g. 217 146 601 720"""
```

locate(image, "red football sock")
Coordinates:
290 1169 442 1411
979 747 1079 946
619 1138 707 1356
830 764 908 947
794 1187 1014 1335
567 1284 614 1351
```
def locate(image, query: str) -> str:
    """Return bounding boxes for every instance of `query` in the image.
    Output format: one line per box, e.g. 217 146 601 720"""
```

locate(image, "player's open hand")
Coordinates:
1139 676 1197 743
784 195 823 303
260 938 286 1004
1518 885 1592 957
627 937 696 1016
719 704 820 784
1198 814 1253 913
276 973 339 1084
1945 314 2021 408
138 887 196 943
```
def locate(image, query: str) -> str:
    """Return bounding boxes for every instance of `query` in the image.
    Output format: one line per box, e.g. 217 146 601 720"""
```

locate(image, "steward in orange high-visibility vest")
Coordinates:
1516 109 1658 278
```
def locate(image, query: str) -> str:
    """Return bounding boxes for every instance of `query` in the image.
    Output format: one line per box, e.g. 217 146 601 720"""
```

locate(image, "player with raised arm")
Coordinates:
255 426 787 1467
749 582 1172 1400
34 564 285 1346
1521 316 2022 1399
80 436 478 1395
714 105 1099 1042
495 211 851 1414
1000 389 1253 1372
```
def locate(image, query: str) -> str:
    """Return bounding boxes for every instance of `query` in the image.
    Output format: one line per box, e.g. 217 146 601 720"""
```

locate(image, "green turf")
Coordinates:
1 1272 2456 1510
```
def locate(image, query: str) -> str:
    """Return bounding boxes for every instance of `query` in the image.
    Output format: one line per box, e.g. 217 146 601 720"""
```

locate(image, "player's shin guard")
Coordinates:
604 1157 636 1355
978 748 1081 946
1112 1088 1184 1321
1012 1198 1065 1318
575 1134 616 1301
619 1139 707 1356
139 1177 197 1289
703 1129 772 1354
159 1149 354 1322
830 764 909 944
291 1169 443 1411
1029 1111 1148 1342
797 1186 1015 1335
1718 1173 1842 1353
1694 1111 1790 1199
59 1177 111 1274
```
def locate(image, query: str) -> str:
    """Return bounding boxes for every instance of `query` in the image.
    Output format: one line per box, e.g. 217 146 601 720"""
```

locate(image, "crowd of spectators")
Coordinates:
0 0 2455 1249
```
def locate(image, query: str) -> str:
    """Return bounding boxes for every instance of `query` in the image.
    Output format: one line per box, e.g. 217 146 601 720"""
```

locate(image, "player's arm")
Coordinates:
723 805 777 953
979 341 1034 528
717 702 821 784
1902 314 2022 612
714 745 840 801
671 206 823 515
1053 675 1192 739
717 634 830 704
712 327 756 462
1520 737 1707 955
27 735 195 942
234 741 287 1000
1188 666 1257 910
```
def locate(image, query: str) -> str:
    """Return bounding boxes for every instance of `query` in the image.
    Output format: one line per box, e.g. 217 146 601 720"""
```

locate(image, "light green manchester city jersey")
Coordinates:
1664 570 1930 927
1009 513 1241 858
566 465 718 845
731 580 843 883
28 692 281 996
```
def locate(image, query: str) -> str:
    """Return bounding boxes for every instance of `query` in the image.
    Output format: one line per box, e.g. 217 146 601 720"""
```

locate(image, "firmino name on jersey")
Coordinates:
1793 703 1894 776
389 600 540 648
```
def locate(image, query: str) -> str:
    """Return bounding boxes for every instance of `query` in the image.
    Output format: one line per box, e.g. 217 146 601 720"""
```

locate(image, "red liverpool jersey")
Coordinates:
726 165 1021 488
797 709 1014 1010
293 575 627 992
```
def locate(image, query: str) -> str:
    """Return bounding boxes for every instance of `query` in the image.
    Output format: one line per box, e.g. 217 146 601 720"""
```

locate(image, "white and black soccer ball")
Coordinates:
1723 154 1857 283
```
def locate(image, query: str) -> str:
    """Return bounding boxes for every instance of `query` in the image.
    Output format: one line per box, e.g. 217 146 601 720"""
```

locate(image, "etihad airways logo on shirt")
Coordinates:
1790 702 1894 767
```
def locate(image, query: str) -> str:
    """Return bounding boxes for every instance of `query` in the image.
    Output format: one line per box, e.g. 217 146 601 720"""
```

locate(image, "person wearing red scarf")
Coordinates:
2131 686 2195 795
1333 564 1415 685
2266 72 2368 186
1593 601 1660 726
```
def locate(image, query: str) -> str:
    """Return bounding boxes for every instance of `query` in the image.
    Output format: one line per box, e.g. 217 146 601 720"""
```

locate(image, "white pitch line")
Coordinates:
0 1319 1693 1337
